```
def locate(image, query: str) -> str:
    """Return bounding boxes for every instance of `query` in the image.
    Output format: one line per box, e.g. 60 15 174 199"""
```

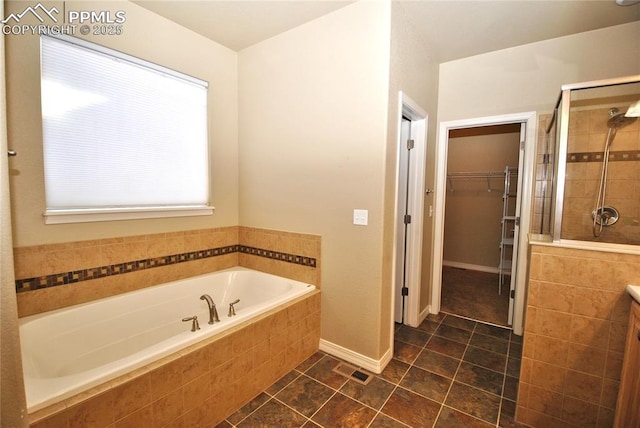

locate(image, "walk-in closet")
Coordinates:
441 124 522 326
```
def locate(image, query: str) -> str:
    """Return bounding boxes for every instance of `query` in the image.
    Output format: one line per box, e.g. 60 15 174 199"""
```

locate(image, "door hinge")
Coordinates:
407 139 415 150
542 153 550 165
515 216 520 226
404 214 412 224
510 289 515 299
401 287 409 296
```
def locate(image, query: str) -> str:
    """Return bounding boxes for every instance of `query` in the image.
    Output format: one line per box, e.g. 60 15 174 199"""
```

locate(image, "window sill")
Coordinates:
44 206 215 224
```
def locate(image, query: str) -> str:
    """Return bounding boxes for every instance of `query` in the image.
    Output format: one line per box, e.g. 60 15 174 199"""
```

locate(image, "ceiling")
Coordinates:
134 0 640 62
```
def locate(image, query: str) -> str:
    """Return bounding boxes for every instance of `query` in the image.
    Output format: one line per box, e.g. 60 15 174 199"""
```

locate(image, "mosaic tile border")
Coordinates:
15 244 317 293
567 150 640 163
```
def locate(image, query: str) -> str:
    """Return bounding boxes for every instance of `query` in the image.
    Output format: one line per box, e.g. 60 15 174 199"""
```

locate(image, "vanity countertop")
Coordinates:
627 284 640 304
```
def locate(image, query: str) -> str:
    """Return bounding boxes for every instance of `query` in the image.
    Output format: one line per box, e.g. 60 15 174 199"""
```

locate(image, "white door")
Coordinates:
507 123 526 325
392 93 428 328
394 118 411 323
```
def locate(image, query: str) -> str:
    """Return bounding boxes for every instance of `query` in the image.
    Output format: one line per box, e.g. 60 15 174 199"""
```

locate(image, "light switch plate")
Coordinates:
353 209 368 226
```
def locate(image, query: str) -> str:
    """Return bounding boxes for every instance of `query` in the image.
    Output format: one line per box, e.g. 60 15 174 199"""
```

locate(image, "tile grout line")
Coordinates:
495 337 513 428
225 354 321 427
370 317 443 428
431 318 476 427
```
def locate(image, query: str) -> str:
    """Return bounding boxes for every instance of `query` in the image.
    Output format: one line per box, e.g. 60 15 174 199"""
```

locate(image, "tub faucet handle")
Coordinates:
182 316 200 332
228 299 240 317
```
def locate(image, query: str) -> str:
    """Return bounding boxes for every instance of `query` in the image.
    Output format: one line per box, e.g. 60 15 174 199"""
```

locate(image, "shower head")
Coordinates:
607 108 638 129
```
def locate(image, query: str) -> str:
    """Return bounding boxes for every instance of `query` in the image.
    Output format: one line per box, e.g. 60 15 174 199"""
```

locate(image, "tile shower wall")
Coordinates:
517 244 640 428
14 226 321 317
562 106 640 244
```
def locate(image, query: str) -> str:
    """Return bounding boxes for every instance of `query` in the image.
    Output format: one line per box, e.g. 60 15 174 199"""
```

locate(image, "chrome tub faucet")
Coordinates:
200 294 220 324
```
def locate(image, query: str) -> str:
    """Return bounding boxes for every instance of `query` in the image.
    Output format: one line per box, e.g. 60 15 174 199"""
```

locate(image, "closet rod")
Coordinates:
447 170 518 192
447 171 506 178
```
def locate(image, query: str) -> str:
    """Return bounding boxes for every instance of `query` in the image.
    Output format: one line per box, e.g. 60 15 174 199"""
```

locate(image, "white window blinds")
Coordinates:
40 35 211 224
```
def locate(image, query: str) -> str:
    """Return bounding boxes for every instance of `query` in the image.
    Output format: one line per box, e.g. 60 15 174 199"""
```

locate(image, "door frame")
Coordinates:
392 92 428 328
431 112 536 335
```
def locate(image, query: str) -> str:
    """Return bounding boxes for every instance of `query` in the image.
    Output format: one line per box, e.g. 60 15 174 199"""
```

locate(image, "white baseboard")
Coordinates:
418 304 431 323
319 339 392 375
443 260 499 274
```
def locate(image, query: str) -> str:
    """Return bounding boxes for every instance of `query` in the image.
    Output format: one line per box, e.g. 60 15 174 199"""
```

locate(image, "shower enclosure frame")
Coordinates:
547 74 640 244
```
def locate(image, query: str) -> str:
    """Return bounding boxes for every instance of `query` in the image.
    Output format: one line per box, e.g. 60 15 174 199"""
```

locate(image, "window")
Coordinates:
40 34 212 224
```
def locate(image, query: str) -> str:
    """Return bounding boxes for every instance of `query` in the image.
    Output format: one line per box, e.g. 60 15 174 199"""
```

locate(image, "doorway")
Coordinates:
432 112 536 335
441 124 521 326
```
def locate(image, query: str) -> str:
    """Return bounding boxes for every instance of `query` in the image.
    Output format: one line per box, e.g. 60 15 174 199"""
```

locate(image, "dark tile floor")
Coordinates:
216 313 525 427
441 267 511 326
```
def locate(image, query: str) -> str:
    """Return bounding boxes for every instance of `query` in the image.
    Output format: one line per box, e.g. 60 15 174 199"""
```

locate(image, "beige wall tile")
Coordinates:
566 343 606 377
573 288 619 320
597 406 615 428
66 390 114 428
600 378 620 410
608 321 628 353
111 373 152 421
519 245 640 427
563 369 603 404
524 306 537 334
532 335 569 366
569 315 611 349
529 360 566 393
114 405 153 428
561 396 599 428
603 350 624 381
528 385 563 419
182 373 211 413
537 281 575 313
152 389 184 427
148 358 184 401
535 308 572 340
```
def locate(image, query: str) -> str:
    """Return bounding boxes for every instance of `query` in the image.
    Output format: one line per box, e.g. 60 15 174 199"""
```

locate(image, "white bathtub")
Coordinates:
19 267 316 413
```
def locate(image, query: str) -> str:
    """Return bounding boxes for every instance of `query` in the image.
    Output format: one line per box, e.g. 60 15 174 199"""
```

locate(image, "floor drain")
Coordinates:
332 362 372 385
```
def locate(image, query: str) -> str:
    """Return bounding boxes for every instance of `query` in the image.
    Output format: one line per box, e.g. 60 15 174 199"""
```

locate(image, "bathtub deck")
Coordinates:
28 290 321 428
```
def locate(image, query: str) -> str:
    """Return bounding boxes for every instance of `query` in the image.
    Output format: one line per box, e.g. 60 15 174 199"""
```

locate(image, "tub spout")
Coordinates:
200 294 220 324
228 299 240 317
182 316 200 332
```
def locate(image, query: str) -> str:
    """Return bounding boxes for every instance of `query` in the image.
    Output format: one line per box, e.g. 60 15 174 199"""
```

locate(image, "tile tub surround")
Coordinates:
517 243 640 428
28 290 321 428
14 226 321 317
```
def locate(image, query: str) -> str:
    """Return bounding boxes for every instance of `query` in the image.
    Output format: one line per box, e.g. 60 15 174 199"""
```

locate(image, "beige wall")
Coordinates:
438 21 640 123
444 131 520 269
238 1 391 359
387 2 440 326
5 0 239 247
1 0 27 424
